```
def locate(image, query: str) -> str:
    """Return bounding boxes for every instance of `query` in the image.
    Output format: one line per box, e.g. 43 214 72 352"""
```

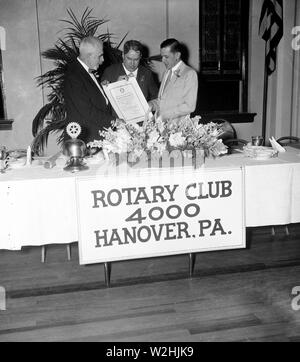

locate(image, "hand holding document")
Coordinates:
103 77 153 124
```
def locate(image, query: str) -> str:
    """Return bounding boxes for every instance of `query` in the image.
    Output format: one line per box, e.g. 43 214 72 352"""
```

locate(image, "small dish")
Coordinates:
243 145 278 160
8 158 26 169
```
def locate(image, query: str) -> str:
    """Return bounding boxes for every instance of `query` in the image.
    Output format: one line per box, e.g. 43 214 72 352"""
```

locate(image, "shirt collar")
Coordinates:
77 57 90 73
171 60 182 74
122 64 138 77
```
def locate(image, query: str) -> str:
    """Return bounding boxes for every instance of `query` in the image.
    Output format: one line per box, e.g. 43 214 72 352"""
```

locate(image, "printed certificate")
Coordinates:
103 77 151 123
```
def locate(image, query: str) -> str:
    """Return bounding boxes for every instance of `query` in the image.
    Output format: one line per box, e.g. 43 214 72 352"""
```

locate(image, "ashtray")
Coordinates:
243 144 278 160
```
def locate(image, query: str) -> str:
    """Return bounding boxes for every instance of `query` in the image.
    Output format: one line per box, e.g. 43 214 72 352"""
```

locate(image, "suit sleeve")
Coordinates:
101 65 120 84
64 71 114 134
162 70 198 120
101 66 113 83
147 71 159 101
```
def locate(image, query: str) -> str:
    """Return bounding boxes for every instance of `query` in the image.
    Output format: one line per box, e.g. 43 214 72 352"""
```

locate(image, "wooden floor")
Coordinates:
0 225 300 342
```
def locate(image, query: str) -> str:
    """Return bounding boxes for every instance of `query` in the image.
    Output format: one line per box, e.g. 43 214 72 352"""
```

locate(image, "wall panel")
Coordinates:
0 0 43 150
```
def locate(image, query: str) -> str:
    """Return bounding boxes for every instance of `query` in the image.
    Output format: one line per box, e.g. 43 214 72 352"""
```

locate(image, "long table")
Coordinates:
1 147 300 251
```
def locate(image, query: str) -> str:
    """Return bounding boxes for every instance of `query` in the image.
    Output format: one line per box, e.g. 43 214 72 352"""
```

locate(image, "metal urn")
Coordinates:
0 146 8 173
63 123 89 172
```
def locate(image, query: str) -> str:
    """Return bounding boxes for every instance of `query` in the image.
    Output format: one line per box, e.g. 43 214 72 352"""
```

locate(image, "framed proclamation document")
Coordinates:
103 77 151 123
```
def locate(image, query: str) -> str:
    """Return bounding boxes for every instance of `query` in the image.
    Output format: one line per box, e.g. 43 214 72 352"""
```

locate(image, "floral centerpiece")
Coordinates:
87 115 228 163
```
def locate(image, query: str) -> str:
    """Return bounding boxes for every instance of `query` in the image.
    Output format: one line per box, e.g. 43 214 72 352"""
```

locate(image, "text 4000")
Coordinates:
125 203 200 224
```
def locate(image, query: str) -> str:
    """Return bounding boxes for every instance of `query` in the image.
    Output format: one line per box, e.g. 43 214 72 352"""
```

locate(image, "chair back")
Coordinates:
209 119 237 141
276 136 300 146
223 138 248 154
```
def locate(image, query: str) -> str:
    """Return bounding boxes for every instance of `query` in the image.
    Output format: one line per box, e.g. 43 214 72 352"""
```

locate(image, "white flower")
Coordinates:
169 132 186 148
102 128 131 154
147 130 160 149
155 116 165 134
156 141 167 154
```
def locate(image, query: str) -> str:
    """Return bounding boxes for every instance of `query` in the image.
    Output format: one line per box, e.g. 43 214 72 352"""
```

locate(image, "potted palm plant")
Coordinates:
31 7 127 155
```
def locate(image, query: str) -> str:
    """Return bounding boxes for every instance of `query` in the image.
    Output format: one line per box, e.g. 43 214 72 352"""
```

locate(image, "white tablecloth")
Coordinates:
1 147 300 250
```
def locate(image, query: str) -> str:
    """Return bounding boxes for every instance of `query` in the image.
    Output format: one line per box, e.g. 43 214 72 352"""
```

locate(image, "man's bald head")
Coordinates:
79 36 104 70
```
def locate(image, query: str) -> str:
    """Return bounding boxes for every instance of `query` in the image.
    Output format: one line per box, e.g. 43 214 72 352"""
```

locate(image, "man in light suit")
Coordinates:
63 37 120 144
149 38 198 124
101 40 158 102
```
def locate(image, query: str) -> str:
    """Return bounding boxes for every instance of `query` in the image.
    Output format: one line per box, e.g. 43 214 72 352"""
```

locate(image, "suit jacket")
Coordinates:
101 63 158 101
157 61 198 124
63 60 114 144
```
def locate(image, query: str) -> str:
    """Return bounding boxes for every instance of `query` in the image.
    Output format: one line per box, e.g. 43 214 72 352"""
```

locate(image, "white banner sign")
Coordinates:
76 168 245 264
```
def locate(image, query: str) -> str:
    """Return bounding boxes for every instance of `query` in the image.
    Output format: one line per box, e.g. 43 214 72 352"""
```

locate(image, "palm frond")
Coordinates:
31 121 65 156
147 54 162 62
116 31 129 49
32 103 54 136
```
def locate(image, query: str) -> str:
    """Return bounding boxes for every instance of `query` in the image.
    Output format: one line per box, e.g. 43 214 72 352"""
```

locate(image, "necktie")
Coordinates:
88 68 97 75
128 72 135 77
160 70 172 97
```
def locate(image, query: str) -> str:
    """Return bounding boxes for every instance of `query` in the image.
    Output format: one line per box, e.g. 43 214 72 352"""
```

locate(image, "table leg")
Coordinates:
246 228 252 248
41 246 46 263
104 262 112 288
285 225 290 236
66 244 71 261
188 253 196 278
271 227 276 236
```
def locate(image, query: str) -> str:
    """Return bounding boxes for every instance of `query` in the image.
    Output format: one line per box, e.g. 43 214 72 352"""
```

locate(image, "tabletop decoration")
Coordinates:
0 146 8 173
87 115 228 167
63 122 89 172
243 144 278 160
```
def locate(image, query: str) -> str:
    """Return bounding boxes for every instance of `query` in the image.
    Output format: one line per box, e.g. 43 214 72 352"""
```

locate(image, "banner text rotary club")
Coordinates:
91 181 233 247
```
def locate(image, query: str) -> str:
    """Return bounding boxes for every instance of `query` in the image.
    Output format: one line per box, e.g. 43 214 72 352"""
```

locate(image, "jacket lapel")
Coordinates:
163 61 187 94
76 60 102 94
119 63 127 77
137 66 145 84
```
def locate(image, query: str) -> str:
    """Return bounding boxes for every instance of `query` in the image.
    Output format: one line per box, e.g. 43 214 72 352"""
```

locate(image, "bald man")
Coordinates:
63 36 117 143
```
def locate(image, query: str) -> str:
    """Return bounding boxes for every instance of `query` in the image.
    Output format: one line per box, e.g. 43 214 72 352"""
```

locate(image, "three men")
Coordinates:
149 38 198 124
63 36 198 144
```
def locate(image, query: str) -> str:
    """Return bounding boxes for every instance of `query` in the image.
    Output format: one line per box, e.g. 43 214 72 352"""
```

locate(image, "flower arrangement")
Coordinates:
87 115 228 160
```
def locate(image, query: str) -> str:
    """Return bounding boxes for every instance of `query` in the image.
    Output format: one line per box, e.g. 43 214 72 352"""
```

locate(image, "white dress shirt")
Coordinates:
122 64 138 78
77 57 108 104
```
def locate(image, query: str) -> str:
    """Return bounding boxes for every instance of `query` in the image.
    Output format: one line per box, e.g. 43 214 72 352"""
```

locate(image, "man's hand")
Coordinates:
148 100 159 112
87 147 99 156
101 80 110 86
117 75 129 82
114 118 126 128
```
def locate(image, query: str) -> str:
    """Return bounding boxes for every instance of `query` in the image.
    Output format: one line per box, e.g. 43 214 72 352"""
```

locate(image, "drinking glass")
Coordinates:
251 136 264 146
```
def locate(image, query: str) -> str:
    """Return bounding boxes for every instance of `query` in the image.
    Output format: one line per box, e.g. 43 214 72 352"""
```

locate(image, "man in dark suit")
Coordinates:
63 36 119 144
101 40 158 102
